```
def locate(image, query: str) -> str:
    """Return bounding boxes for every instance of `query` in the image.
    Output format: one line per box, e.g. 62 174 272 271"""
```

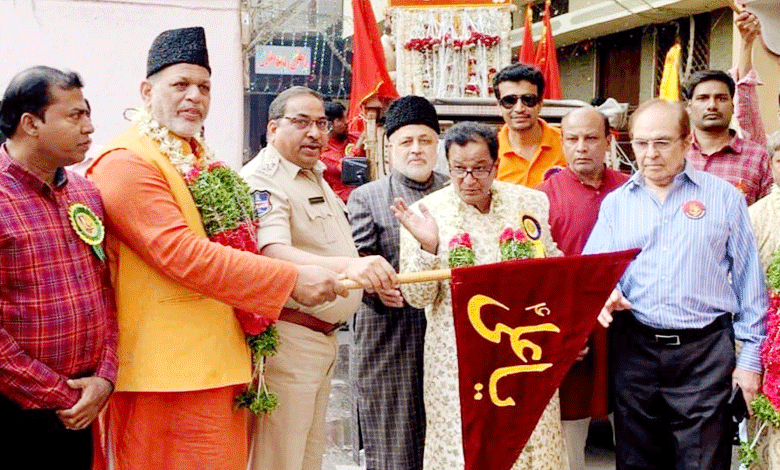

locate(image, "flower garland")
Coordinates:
134 109 278 415
393 6 511 98
448 222 545 268
738 249 780 467
499 227 534 261
448 233 476 267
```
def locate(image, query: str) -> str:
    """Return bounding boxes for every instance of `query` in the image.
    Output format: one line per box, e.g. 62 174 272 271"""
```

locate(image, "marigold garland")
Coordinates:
134 109 278 414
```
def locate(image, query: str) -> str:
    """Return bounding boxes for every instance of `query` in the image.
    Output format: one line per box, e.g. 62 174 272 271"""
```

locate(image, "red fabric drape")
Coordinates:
518 1 535 65
347 0 399 132
533 0 562 99
451 249 639 470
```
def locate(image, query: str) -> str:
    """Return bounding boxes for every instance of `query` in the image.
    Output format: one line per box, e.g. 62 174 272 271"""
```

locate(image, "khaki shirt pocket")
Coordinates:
303 201 338 246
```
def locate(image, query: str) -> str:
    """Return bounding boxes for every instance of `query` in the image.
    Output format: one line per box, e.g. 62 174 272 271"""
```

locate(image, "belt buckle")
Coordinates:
655 334 681 346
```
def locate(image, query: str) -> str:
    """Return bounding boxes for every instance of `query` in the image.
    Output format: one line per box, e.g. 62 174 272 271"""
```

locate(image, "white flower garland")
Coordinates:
132 109 215 175
393 6 511 98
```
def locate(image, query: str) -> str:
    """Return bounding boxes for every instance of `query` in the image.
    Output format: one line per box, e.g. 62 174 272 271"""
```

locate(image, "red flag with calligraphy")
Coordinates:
348 0 399 132
533 0 562 99
450 249 639 470
518 1 535 65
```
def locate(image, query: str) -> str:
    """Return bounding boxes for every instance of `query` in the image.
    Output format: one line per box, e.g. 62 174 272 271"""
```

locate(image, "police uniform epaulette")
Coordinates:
257 149 280 177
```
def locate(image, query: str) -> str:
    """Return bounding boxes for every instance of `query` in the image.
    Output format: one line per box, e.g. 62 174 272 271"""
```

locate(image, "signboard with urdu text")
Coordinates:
255 45 312 76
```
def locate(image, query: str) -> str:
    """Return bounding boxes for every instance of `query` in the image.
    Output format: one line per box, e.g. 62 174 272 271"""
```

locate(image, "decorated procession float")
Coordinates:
349 0 519 180
352 0 629 179
389 0 512 99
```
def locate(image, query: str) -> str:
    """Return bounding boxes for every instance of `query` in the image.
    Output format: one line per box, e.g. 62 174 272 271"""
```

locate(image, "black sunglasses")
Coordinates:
498 94 540 109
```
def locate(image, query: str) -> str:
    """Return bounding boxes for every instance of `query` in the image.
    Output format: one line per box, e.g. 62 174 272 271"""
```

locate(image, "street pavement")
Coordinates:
322 330 617 470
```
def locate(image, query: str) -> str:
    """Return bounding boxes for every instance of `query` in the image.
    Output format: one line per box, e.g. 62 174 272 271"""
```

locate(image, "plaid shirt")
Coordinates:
686 132 773 206
0 147 117 410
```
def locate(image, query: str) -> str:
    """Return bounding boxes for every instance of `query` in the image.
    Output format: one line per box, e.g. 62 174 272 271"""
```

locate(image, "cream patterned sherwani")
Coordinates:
399 180 568 470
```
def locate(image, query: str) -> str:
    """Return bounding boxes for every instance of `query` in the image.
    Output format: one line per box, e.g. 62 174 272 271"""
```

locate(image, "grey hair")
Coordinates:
268 86 322 120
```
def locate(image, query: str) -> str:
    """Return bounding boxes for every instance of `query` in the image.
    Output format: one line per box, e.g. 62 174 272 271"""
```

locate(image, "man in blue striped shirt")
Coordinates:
584 98 767 470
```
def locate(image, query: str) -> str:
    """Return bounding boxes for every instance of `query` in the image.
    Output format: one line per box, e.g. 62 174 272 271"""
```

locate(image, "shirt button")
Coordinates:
661 275 667 280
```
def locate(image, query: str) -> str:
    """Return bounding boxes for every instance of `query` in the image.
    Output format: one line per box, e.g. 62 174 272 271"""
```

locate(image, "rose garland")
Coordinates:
499 227 534 261
448 224 546 268
134 109 278 415
448 233 476 267
738 248 780 467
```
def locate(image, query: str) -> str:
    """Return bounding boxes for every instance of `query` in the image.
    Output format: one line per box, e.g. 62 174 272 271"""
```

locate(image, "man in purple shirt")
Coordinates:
537 106 628 469
684 70 772 205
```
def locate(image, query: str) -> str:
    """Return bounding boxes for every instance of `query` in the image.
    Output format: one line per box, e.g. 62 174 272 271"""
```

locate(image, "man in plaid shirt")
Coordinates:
0 66 117 469
684 69 772 205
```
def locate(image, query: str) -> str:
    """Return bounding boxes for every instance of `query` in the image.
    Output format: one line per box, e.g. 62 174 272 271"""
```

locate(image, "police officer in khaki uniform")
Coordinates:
240 86 398 470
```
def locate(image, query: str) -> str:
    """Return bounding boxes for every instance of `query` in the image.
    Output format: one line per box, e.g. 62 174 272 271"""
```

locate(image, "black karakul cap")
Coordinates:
384 96 440 137
147 27 210 77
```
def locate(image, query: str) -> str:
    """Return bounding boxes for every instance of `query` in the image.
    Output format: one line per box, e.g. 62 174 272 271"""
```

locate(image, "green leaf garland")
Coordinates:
189 166 256 236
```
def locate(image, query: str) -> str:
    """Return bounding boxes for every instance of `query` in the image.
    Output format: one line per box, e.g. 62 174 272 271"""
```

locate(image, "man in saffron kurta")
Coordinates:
537 107 628 470
86 28 346 470
493 64 566 187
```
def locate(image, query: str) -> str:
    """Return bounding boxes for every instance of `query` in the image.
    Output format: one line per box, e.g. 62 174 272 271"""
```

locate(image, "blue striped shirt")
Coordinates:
583 163 767 372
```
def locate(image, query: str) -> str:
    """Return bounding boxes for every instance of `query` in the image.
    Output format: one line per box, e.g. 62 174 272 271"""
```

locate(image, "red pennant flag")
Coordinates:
533 0 562 99
348 0 399 132
518 1 535 65
450 249 639 470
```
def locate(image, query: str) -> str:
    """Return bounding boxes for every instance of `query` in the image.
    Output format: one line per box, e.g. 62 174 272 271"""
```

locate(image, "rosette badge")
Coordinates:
448 233 476 267
68 203 106 261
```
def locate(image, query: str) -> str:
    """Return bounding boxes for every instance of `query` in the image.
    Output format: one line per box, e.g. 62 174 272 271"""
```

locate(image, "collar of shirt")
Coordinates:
392 170 440 192
498 118 558 158
690 129 743 156
268 144 326 181
627 160 701 193
0 145 68 198
562 166 612 191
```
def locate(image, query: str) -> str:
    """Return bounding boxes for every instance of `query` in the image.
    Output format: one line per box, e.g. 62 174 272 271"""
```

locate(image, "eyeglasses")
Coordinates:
281 115 331 132
498 94 540 110
449 165 493 179
630 138 680 153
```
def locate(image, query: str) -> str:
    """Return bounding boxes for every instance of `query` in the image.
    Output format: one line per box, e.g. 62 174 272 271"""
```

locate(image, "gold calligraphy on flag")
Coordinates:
467 295 559 406
450 250 638 470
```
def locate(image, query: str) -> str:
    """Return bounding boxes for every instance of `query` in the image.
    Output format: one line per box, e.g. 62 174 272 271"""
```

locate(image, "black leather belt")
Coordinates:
626 312 731 346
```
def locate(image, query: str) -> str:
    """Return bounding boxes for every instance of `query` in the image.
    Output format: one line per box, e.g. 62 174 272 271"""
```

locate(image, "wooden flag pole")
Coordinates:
726 0 743 13
341 268 452 290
